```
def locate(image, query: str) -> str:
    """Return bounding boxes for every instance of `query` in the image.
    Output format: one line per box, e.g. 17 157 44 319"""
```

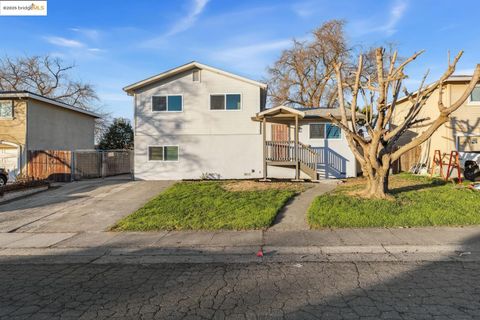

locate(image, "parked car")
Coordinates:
0 168 8 186
460 153 480 181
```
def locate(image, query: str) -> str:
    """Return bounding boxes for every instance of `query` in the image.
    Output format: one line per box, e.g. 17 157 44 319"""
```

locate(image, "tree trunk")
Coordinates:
360 166 390 199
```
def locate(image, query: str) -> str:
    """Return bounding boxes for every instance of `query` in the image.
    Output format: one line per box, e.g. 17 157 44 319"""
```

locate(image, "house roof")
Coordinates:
395 74 478 105
256 105 305 119
123 61 267 94
0 91 101 118
253 106 364 121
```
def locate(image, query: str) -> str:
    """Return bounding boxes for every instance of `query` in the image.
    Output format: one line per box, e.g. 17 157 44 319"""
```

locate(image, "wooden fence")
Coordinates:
27 150 72 182
392 145 422 174
27 149 132 182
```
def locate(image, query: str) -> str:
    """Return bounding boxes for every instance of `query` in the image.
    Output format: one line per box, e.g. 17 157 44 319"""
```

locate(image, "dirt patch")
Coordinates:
342 176 427 189
222 180 309 192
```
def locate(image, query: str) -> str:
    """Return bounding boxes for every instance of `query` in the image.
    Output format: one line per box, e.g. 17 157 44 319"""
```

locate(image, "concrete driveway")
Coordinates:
0 176 174 233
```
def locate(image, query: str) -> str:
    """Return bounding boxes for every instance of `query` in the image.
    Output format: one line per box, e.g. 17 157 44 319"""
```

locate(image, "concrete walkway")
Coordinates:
1 226 480 263
269 182 337 231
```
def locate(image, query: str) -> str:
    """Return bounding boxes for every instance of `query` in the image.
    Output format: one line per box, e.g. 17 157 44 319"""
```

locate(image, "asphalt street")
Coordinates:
1 261 479 319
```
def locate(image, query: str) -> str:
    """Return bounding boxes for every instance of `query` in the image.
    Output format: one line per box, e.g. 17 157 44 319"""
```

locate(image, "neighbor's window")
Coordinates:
148 146 179 161
152 95 183 112
192 69 200 82
210 94 241 110
458 136 480 152
0 100 13 118
470 87 480 103
310 123 341 139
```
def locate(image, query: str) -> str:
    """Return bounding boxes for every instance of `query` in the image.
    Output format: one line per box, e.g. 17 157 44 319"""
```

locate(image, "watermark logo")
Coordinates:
0 1 47 16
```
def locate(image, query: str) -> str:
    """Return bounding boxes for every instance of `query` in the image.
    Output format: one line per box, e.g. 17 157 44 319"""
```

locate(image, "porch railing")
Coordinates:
265 141 295 162
265 140 320 172
298 142 320 173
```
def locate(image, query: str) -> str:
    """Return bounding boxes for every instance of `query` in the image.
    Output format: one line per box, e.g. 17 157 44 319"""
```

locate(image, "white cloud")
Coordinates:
351 0 408 37
213 39 291 61
45 36 85 48
70 28 101 41
166 0 209 36
382 0 407 35
142 0 209 48
209 39 292 76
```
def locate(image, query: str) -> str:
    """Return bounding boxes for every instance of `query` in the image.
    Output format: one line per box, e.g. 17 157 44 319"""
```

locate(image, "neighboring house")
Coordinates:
0 91 100 180
123 62 361 180
392 75 480 169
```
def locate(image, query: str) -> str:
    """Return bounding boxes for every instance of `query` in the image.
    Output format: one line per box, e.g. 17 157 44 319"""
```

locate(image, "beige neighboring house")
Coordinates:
124 61 362 181
0 91 100 180
392 75 480 171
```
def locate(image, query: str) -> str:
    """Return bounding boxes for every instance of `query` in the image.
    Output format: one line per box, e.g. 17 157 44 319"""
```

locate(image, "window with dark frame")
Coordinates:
210 94 241 110
309 123 341 139
152 95 183 112
210 95 225 110
148 146 179 161
309 124 325 139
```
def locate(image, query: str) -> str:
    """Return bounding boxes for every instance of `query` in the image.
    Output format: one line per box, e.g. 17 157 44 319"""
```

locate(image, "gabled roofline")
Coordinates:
256 105 305 119
123 61 267 94
0 91 101 118
395 75 477 105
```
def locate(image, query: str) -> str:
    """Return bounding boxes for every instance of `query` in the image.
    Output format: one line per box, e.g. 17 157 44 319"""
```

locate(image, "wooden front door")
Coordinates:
271 124 289 160
272 124 289 141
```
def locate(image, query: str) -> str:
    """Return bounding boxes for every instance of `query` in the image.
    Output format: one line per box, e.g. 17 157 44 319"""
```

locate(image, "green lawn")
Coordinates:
308 173 480 228
113 181 303 231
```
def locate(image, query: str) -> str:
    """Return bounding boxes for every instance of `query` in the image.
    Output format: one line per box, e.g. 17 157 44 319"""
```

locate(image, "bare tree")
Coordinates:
331 48 480 199
0 55 107 136
267 20 348 108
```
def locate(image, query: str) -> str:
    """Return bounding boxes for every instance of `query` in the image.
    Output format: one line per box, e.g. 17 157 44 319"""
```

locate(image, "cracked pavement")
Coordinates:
1 261 479 319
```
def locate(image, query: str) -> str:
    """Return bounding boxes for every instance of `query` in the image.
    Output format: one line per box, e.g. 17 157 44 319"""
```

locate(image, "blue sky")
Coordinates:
1 0 479 120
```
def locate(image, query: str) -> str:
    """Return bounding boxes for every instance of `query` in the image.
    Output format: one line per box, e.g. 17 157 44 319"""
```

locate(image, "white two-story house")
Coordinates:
123 62 361 181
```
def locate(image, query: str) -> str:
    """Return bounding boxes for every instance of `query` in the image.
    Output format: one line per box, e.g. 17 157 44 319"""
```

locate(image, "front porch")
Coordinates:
253 105 353 181
253 106 322 181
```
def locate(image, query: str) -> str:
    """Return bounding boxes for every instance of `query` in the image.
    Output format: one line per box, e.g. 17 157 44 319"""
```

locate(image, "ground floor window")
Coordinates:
148 146 179 161
457 136 480 152
309 123 341 139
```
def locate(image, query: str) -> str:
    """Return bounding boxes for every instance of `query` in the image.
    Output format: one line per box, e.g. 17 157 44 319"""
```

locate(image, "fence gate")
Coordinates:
27 149 132 182
73 150 132 180
27 150 72 182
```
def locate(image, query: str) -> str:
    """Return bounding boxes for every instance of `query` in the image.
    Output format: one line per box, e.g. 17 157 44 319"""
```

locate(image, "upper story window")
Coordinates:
152 95 183 112
310 123 341 139
0 100 13 119
469 86 480 104
210 94 241 110
192 69 200 82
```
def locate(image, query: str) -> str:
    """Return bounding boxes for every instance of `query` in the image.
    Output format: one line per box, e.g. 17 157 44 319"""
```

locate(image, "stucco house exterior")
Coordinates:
124 62 361 181
0 91 99 180
392 75 480 169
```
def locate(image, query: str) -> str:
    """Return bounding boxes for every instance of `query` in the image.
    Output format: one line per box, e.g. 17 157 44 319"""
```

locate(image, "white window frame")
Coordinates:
0 100 14 119
209 93 242 111
309 122 342 140
151 94 184 113
147 145 180 162
456 134 480 152
467 85 480 106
